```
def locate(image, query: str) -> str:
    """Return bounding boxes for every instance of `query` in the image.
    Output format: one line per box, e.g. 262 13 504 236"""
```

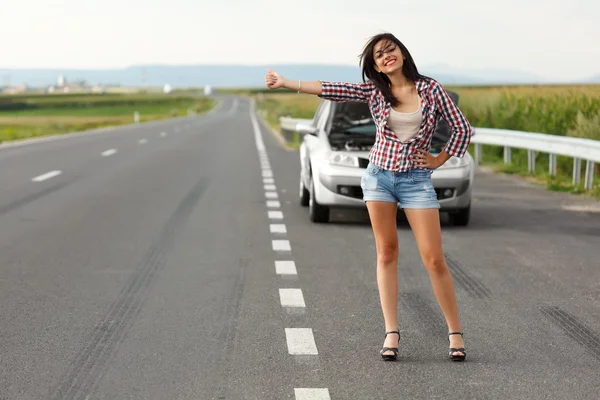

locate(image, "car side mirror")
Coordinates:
296 123 317 136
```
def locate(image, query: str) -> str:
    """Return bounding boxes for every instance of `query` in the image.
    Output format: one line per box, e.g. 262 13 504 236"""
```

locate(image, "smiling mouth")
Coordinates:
384 59 396 66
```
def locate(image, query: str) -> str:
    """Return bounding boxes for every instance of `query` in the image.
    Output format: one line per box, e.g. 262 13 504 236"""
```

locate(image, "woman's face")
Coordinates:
373 40 404 75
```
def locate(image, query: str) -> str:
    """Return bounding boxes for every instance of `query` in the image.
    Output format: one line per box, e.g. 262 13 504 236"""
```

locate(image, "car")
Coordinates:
296 91 474 226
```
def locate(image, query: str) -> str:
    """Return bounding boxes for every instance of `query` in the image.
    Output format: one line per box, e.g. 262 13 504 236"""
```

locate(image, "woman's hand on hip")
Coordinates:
413 149 443 169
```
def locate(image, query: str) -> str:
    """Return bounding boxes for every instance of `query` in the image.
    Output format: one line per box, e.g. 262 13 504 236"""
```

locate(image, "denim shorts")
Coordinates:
360 163 440 209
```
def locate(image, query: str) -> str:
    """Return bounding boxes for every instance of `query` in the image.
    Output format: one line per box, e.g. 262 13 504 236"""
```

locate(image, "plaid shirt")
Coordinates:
318 78 472 172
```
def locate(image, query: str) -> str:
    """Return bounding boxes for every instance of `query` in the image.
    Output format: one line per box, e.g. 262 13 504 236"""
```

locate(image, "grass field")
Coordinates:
0 93 216 143
253 84 600 200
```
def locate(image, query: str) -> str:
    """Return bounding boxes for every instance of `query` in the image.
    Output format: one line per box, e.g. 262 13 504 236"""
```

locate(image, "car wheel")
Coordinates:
299 172 309 207
309 176 330 223
449 204 470 226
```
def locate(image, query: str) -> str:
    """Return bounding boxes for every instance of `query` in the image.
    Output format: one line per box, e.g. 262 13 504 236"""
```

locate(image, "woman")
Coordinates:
264 32 471 362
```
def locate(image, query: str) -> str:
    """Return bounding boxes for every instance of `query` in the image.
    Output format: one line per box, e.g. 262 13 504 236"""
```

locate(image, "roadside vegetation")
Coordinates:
0 92 216 143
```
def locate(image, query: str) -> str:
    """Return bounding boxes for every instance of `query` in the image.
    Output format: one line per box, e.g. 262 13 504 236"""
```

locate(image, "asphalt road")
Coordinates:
0 96 599 400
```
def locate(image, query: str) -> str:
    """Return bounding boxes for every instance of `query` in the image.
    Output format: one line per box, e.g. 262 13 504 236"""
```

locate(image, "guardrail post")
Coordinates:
549 154 557 177
527 150 535 173
584 160 595 190
134 111 140 123
573 158 581 186
475 143 482 165
504 146 511 164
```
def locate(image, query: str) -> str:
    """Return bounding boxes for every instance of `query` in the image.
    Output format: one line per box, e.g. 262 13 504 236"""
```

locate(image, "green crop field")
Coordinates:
0 93 216 143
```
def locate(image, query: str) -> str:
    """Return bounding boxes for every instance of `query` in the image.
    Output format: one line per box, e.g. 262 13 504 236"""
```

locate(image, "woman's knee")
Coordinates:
377 242 398 265
423 253 448 276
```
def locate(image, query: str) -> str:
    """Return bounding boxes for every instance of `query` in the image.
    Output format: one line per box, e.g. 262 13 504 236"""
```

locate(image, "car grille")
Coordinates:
336 187 455 201
358 157 369 168
336 185 363 199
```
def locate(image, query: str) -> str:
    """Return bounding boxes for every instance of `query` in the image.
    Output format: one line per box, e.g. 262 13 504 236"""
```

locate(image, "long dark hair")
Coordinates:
359 33 430 107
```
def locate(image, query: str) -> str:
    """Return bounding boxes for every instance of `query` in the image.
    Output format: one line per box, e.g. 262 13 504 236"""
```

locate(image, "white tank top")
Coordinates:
387 102 422 142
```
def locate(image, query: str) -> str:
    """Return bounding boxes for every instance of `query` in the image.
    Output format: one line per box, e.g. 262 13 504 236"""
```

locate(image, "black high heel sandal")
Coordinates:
448 332 466 362
380 330 400 361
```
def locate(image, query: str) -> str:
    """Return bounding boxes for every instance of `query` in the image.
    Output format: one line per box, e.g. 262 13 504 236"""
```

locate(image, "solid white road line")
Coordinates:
270 224 287 233
267 201 281 208
250 102 267 153
32 170 62 182
265 191 279 199
264 184 277 191
285 328 318 355
272 240 291 251
101 149 117 157
275 261 297 275
268 211 284 220
294 388 331 400
279 289 306 308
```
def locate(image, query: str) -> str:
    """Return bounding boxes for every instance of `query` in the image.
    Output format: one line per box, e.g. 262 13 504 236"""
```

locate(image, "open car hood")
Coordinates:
327 90 460 153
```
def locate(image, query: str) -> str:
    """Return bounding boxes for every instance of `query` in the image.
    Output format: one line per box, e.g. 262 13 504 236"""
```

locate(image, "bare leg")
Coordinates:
404 208 465 356
365 201 400 354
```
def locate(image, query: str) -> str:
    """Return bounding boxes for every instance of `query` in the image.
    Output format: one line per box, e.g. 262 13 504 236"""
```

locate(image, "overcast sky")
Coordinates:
1 0 599 81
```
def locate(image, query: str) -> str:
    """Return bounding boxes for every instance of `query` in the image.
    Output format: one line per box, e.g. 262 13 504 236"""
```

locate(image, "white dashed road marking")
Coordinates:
250 100 328 395
279 289 306 308
32 170 62 182
101 149 117 157
272 240 291 251
139 138 147 144
275 261 297 275
270 224 287 233
268 211 284 220
285 328 318 355
160 132 167 137
294 388 331 400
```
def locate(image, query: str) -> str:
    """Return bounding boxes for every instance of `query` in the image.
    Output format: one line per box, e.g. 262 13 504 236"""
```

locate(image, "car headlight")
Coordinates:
442 156 470 169
325 152 359 168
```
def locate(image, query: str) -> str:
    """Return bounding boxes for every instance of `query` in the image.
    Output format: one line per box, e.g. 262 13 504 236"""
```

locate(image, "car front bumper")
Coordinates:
316 165 472 211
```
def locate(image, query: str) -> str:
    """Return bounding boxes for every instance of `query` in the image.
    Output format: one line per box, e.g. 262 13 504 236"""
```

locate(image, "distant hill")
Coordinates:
587 74 600 82
0 64 593 89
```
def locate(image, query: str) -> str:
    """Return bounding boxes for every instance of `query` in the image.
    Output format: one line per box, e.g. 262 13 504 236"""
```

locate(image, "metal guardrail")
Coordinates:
279 116 599 190
472 128 598 190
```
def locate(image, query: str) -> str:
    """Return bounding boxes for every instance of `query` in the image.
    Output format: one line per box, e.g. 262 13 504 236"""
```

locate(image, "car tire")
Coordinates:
299 173 310 207
309 176 330 223
449 204 471 226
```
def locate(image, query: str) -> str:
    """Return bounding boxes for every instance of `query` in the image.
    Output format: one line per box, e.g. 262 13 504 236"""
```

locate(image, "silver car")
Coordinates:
297 91 475 226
